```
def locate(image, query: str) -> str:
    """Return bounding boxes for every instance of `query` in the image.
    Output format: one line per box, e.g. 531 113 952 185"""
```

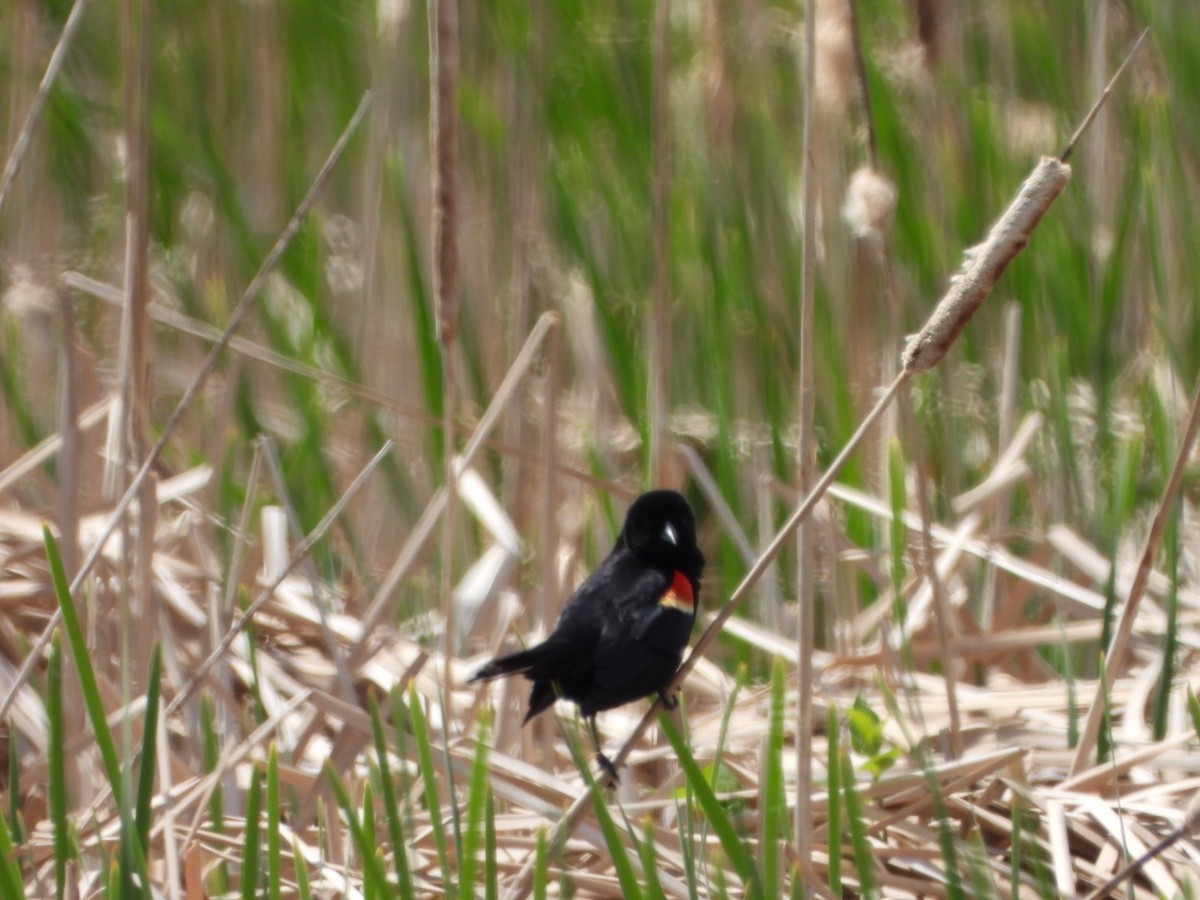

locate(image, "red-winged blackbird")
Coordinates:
470 490 704 774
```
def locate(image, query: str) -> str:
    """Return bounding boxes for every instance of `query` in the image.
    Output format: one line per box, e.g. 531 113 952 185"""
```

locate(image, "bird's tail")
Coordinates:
468 646 544 683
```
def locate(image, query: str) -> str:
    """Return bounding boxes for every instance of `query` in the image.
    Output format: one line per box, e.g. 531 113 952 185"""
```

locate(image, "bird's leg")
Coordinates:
659 689 679 711
587 716 620 784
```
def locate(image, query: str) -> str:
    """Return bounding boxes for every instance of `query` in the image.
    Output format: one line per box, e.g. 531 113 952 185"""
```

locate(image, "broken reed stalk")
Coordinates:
1080 789 1200 900
0 93 371 725
503 31 1152 894
163 441 394 718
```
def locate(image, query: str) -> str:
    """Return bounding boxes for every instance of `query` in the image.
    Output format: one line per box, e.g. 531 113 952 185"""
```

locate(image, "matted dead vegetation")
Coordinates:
3 379 1200 897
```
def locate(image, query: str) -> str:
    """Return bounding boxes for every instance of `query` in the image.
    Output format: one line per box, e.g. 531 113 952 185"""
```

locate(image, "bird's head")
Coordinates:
619 489 704 584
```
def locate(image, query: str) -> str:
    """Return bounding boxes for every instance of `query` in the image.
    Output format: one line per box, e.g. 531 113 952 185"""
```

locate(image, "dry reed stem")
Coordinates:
430 0 462 742
979 302 1023 630
67 268 622 505
915 463 962 758
349 311 561 659
0 398 111 496
431 0 459 345
0 91 371 725
1069 373 1200 775
648 0 671 486
795 0 821 882
1082 790 1200 900
0 0 90 216
679 444 758 566
1060 28 1150 162
259 439 356 704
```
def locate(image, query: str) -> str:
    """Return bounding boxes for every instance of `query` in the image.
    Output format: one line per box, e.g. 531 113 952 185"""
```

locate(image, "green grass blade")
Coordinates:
840 747 875 899
459 712 492 900
199 692 229 894
42 526 123 797
1009 792 1022 900
293 838 313 900
761 657 787 899
368 692 415 900
267 744 282 900
1188 687 1200 739
45 526 150 895
324 762 391 893
361 782 380 900
241 764 263 900
1151 502 1180 740
135 644 162 859
408 685 452 884
660 712 760 898
639 818 668 900
532 828 548 900
48 631 71 900
485 789 497 900
105 856 119 900
580 761 644 900
0 761 25 900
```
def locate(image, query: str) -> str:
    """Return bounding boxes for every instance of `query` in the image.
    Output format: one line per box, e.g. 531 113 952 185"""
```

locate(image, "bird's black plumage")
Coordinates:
470 490 704 730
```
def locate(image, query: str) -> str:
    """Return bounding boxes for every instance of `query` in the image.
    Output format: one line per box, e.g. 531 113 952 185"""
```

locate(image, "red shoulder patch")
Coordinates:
658 570 695 612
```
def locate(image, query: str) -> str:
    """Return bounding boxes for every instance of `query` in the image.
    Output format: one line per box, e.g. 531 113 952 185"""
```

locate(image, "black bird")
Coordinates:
470 490 704 776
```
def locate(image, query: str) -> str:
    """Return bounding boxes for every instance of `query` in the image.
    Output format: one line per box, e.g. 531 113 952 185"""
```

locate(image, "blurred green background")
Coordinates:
2 0 1198 661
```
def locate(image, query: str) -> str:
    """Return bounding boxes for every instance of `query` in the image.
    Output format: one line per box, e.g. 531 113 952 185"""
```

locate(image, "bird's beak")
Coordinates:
661 522 678 545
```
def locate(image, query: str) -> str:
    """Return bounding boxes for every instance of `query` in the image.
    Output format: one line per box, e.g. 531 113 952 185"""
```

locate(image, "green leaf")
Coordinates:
848 694 884 757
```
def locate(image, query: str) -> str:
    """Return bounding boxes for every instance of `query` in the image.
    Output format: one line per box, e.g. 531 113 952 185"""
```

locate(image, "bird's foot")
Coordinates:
659 690 679 712
596 752 621 784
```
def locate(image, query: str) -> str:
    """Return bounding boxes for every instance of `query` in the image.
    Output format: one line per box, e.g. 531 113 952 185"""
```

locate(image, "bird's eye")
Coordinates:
661 522 678 545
